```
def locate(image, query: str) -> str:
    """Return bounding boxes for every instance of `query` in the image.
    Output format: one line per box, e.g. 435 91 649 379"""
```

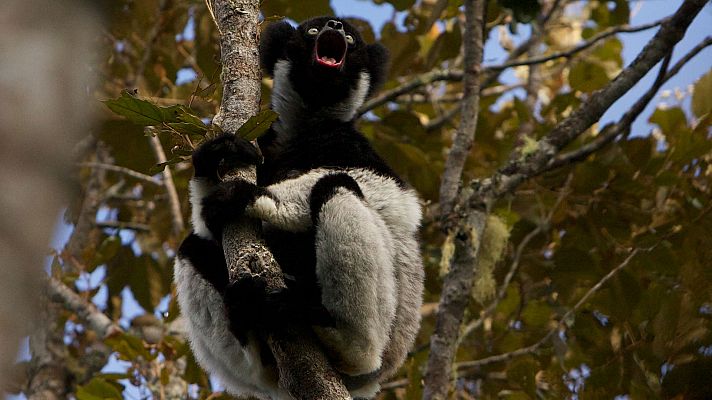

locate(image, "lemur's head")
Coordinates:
260 17 389 122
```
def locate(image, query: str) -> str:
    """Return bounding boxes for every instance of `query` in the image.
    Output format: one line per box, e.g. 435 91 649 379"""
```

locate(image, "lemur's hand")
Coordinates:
201 179 265 237
192 134 263 180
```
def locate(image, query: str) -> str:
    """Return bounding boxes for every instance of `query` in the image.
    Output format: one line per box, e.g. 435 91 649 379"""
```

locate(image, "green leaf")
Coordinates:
103 91 194 127
103 90 166 126
569 61 609 92
692 68 712 118
507 357 539 396
93 236 122 268
150 156 190 173
236 110 279 141
649 107 687 135
105 331 153 361
76 378 124 400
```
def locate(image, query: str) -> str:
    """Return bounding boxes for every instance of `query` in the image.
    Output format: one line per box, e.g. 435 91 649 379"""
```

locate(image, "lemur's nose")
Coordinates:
326 20 343 31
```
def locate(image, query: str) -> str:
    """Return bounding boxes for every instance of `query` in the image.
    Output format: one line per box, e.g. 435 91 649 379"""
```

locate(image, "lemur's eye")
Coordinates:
308 28 319 35
345 35 355 45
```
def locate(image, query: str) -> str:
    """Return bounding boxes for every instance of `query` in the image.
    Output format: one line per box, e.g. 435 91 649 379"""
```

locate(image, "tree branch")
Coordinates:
148 134 185 235
422 1 706 397
207 1 349 398
78 162 162 185
438 0 486 218
549 35 712 170
356 18 663 115
468 0 707 210
46 277 121 338
490 18 665 71
423 4 487 398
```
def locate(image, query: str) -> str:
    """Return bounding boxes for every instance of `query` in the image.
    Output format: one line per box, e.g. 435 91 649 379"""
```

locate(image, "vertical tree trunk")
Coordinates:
209 1 349 398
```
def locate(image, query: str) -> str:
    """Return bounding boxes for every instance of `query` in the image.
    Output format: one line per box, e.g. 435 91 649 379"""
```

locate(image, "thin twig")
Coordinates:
466 0 707 210
357 19 663 115
148 133 185 234
490 18 665 71
458 226 542 343
78 162 162 185
95 220 152 232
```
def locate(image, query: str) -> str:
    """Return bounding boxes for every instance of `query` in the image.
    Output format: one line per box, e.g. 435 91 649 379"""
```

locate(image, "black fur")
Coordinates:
177 233 228 292
192 133 263 181
309 172 364 224
182 16 400 395
201 179 268 238
260 17 389 111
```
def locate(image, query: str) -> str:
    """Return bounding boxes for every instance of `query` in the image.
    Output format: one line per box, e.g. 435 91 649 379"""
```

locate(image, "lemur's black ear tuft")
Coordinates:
260 20 296 77
365 43 390 97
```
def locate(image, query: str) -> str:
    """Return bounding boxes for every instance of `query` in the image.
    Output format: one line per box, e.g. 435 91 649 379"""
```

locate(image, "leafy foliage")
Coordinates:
39 0 712 399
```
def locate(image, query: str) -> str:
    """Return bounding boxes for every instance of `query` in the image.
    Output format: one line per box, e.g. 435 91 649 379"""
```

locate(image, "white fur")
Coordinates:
272 61 371 128
174 256 292 400
246 168 423 380
271 60 303 144
189 178 213 240
313 188 396 374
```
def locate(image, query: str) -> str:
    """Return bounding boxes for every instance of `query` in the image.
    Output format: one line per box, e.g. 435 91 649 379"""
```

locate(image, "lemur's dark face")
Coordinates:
260 17 389 120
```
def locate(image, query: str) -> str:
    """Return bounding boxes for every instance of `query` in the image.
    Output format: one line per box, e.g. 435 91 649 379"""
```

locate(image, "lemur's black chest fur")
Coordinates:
256 122 402 187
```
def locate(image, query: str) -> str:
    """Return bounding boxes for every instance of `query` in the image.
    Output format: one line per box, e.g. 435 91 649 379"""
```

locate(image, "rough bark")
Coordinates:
438 0 486 219
209 0 349 398
423 1 486 398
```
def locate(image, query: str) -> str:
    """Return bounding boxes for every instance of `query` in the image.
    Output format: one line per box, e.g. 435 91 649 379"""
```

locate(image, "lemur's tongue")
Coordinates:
319 57 338 65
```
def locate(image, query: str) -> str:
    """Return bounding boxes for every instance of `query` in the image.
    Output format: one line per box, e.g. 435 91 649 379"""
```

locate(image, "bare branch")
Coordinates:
423 4 487 397
148 133 185 235
438 0 486 218
46 277 121 338
490 18 665 71
95 220 151 232
356 18 663 115
358 69 464 115
467 0 707 210
549 36 712 169
78 162 162 185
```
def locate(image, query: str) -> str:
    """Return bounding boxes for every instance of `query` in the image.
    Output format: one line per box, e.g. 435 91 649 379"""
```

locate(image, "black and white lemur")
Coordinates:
174 16 424 399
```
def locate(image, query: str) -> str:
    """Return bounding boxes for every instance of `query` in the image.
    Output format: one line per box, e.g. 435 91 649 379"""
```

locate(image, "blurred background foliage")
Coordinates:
13 0 712 399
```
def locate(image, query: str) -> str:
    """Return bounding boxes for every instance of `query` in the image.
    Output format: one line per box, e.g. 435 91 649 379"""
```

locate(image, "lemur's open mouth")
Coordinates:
315 29 347 69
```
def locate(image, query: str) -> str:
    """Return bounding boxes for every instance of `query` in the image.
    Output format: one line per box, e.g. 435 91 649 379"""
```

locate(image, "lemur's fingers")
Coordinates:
192 134 263 180
201 179 266 237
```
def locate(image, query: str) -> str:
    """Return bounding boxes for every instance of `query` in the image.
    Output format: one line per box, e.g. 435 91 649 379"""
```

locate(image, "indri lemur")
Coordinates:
174 16 424 399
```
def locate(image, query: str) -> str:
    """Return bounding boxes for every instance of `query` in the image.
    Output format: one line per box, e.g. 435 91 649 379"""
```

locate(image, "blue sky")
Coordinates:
7 1 711 399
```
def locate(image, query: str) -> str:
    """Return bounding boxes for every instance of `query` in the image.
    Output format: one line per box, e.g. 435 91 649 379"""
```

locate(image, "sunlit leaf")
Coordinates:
569 61 609 92
691 68 712 118
236 110 279 141
76 378 123 400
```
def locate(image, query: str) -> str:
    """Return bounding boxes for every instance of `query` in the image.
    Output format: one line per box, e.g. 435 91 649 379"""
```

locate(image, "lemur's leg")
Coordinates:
308 173 397 376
